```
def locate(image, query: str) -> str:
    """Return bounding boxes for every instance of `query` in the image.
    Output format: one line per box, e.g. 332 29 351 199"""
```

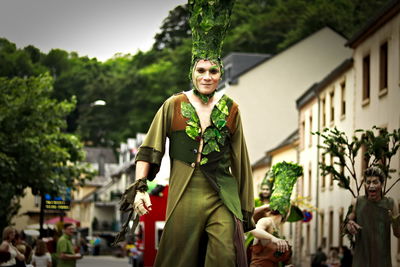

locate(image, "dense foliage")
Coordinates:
0 74 93 230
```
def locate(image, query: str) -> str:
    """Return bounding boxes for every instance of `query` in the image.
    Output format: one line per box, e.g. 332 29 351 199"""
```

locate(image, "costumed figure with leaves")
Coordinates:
255 172 274 208
249 162 303 267
244 173 273 255
346 167 400 267
113 0 254 266
315 127 400 267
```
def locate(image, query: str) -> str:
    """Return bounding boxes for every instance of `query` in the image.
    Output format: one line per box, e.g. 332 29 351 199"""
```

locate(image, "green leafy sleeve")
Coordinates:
135 96 174 180
230 109 255 232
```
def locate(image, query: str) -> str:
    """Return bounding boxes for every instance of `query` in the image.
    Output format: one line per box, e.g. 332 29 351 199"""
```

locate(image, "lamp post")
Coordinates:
90 100 106 107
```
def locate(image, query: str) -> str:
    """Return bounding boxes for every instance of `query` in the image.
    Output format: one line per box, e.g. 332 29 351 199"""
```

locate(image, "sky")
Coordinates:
0 0 186 61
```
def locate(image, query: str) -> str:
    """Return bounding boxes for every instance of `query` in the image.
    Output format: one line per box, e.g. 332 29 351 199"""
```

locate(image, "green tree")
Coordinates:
0 74 93 231
153 4 190 51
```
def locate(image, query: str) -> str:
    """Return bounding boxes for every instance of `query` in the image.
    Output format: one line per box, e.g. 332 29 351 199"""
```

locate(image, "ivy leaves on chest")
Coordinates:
181 94 232 165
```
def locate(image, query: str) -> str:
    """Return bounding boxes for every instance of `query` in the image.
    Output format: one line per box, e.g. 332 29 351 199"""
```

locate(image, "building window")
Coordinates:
330 156 334 187
321 155 326 189
379 41 388 93
330 91 335 123
321 97 326 127
299 175 304 196
340 81 346 117
301 120 306 150
362 54 371 102
320 211 325 248
99 154 105 177
308 163 312 198
309 115 313 147
398 202 400 254
306 224 311 254
361 144 367 174
339 207 344 247
34 195 40 208
329 210 334 247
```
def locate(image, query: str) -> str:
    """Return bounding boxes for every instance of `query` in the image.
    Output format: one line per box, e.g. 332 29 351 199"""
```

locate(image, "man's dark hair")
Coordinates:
63 223 73 229
364 166 385 183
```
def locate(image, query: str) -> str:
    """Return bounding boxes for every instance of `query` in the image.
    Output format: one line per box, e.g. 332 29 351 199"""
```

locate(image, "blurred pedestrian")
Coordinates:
92 236 100 256
78 237 87 256
311 247 327 267
56 224 82 267
326 247 340 267
339 245 352 267
0 247 10 265
31 240 51 267
14 231 32 267
0 226 25 267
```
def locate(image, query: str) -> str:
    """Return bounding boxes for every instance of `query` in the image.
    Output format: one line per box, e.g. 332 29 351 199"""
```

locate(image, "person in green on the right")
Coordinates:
56 224 82 267
346 166 400 267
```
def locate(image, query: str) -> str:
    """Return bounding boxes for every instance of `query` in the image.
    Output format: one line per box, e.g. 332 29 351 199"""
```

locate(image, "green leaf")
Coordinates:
202 139 219 155
216 98 229 115
187 119 198 128
181 102 196 119
200 157 208 165
203 128 216 143
185 125 200 140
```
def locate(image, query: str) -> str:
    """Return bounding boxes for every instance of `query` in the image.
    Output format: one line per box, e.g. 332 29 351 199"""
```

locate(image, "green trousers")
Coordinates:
154 167 236 267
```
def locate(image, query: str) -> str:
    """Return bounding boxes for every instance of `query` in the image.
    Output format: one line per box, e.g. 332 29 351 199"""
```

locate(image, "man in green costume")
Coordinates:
126 0 254 266
346 166 400 267
56 224 82 267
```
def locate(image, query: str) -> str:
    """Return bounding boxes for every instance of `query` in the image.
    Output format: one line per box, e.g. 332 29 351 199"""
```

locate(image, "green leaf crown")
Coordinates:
269 161 303 218
188 0 235 79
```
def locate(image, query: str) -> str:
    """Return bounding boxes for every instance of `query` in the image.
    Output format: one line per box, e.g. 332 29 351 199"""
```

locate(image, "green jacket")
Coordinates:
136 92 254 231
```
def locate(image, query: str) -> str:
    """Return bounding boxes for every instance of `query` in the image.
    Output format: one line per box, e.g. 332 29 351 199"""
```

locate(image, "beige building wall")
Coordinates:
12 188 41 230
225 27 352 164
298 98 319 264
270 148 297 167
252 164 269 198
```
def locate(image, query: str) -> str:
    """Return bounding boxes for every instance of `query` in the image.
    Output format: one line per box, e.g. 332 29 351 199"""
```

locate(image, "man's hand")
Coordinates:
134 191 152 215
347 219 362 235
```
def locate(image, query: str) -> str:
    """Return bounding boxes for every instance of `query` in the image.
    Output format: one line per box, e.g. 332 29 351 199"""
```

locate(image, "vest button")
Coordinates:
191 162 196 168
193 149 198 154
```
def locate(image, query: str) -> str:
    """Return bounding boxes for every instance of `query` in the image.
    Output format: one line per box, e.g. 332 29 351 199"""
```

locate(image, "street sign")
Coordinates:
44 188 71 210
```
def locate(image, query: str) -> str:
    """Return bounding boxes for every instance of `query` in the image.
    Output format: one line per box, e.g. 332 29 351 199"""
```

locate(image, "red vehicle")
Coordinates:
137 185 169 267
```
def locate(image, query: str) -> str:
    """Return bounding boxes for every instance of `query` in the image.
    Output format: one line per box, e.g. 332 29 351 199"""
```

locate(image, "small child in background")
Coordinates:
31 240 51 267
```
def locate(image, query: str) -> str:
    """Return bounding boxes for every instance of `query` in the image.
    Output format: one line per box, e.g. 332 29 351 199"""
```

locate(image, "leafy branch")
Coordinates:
314 126 400 197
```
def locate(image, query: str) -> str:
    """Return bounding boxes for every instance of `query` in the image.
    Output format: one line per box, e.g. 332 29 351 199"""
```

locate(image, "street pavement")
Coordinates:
77 255 131 267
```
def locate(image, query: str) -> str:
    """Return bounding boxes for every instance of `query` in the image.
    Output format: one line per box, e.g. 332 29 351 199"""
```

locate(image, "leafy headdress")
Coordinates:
188 0 235 103
269 161 303 219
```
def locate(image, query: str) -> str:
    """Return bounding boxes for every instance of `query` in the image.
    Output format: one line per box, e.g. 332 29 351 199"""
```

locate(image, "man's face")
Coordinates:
64 225 75 236
260 185 271 199
192 60 221 95
365 176 382 201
